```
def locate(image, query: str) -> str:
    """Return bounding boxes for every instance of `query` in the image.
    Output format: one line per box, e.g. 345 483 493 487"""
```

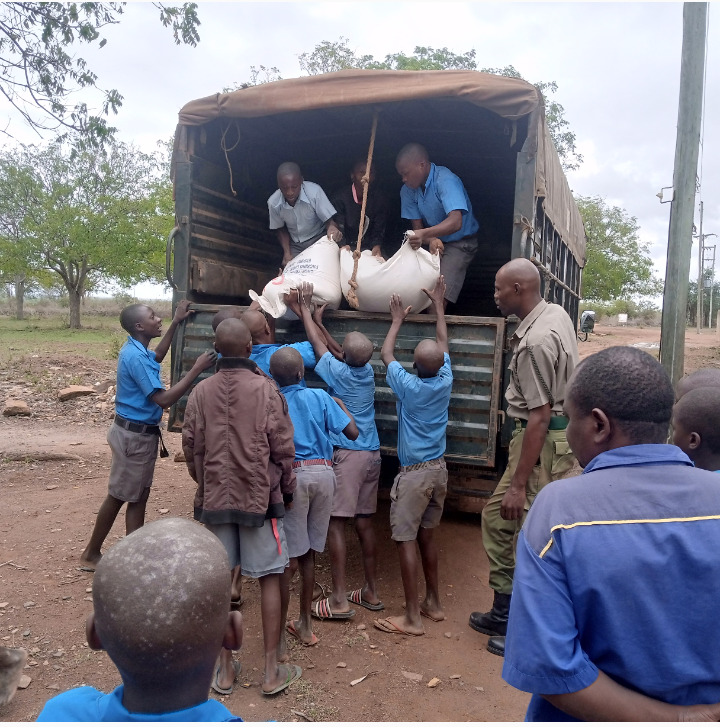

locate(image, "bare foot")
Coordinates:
216 649 237 691
360 585 382 607
312 583 325 601
263 662 293 693
328 592 353 614
383 614 425 636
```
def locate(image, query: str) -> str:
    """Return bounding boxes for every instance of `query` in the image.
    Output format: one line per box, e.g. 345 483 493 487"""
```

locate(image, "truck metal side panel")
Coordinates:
168 307 504 469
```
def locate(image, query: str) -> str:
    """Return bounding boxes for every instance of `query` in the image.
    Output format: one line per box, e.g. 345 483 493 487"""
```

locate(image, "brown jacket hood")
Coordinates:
182 357 296 526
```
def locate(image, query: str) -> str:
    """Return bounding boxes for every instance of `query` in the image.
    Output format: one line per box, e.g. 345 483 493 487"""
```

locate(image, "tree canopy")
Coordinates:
0 2 200 144
576 195 662 303
0 139 172 327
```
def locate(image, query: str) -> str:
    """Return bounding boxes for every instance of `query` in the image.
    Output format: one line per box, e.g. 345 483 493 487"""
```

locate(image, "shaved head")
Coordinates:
269 346 304 386
120 304 151 334
241 309 270 342
673 387 720 454
215 318 252 357
92 519 230 683
494 258 543 319
414 339 445 377
396 142 429 166
211 306 242 332
343 331 374 367
676 368 720 401
277 161 302 181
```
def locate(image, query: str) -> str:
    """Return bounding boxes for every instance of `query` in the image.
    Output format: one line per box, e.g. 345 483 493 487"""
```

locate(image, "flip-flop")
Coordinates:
286 620 319 647
373 617 424 636
262 663 302 696
347 589 385 611
211 659 241 695
313 581 329 600
311 597 355 620
401 601 446 622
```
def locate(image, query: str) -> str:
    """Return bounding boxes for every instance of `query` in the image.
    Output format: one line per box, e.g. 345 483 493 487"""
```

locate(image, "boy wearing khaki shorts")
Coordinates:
80 301 215 571
296 295 384 618
374 276 453 637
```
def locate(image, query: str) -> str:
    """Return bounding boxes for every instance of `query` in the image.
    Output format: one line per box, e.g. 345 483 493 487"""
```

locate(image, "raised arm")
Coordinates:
151 351 216 409
381 294 412 367
295 282 329 360
312 304 344 360
153 299 194 364
421 275 449 355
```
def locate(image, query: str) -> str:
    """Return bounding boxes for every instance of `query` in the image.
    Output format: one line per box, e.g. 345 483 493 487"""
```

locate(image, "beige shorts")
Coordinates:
331 449 382 518
107 422 158 503
389 461 448 541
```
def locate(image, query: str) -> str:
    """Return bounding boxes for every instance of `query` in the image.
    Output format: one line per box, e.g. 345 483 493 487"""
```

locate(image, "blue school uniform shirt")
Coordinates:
502 444 720 722
385 353 453 466
37 684 242 721
400 163 479 242
250 342 316 388
115 337 165 425
314 352 380 451
280 384 350 462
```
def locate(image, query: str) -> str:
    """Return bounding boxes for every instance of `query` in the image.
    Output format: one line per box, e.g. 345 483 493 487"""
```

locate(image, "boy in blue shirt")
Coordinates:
396 143 479 312
79 301 216 571
270 346 358 650
293 285 384 618
503 347 720 721
374 276 453 637
39 518 243 721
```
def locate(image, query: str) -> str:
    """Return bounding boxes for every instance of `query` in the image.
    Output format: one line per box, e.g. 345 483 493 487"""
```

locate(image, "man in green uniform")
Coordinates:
469 258 579 657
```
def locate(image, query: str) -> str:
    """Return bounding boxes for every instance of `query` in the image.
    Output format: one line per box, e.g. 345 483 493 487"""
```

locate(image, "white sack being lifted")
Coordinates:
249 236 342 318
341 240 441 313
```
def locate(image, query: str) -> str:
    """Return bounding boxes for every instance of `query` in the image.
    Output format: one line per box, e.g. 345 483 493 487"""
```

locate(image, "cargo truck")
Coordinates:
166 69 586 512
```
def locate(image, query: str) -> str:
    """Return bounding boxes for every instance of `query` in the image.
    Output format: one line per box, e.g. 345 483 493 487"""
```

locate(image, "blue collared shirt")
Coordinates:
37 684 242 721
385 353 453 466
267 181 337 244
115 337 165 425
250 342 316 388
314 352 380 452
400 163 479 242
280 384 350 462
503 444 720 721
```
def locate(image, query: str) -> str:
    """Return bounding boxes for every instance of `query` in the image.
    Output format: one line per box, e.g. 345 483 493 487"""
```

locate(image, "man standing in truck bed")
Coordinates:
396 143 479 312
469 258 578 658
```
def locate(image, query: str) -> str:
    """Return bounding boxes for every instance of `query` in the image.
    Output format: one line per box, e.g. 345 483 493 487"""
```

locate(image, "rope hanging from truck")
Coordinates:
346 109 379 310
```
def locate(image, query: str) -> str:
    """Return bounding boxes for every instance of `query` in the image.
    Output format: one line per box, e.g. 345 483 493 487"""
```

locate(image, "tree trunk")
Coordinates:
14 274 25 320
69 288 82 329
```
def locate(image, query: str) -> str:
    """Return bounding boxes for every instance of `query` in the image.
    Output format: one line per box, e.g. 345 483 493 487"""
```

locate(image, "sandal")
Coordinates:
311 597 355 620
211 659 241 695
262 663 302 696
373 617 424 636
347 588 384 611
286 620 319 647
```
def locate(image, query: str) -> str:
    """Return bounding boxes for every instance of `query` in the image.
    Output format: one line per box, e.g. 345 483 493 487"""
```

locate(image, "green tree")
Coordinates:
288 39 582 170
576 195 662 303
0 2 200 143
0 139 172 328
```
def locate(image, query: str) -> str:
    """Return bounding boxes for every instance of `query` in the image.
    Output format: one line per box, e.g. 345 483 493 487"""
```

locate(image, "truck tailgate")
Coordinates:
169 308 505 468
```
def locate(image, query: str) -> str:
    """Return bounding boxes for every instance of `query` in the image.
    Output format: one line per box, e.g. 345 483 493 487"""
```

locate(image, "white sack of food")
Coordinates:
249 235 342 319
340 240 441 313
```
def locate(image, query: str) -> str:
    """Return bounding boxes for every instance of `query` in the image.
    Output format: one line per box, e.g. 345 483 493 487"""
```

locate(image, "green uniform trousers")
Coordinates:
481 423 576 594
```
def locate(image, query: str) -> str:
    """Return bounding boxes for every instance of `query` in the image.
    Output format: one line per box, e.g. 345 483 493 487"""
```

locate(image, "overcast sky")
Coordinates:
3 2 718 302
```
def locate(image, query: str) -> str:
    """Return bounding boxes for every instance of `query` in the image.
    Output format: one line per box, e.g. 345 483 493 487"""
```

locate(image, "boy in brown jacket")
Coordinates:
182 318 301 697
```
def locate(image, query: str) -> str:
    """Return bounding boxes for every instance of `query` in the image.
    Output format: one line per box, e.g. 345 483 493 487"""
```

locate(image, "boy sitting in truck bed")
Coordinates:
268 161 343 265
374 276 453 637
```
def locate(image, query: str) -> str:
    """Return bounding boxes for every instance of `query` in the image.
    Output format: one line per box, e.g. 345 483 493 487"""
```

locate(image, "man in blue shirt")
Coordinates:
268 162 342 264
373 276 453 637
79 301 216 571
270 346 358 651
503 346 720 721
40 519 243 721
293 284 385 618
396 143 479 312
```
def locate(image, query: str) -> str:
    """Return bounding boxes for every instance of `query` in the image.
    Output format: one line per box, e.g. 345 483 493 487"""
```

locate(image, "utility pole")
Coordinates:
659 2 708 385
697 200 704 334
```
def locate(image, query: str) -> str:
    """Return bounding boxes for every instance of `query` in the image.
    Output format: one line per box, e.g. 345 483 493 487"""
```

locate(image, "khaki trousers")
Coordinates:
481 424 575 594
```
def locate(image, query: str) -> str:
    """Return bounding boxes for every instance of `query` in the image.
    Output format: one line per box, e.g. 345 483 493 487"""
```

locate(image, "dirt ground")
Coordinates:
1 323 718 722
